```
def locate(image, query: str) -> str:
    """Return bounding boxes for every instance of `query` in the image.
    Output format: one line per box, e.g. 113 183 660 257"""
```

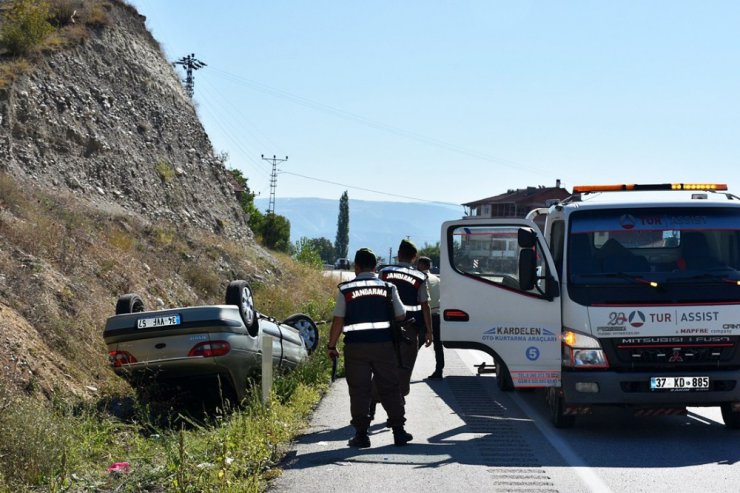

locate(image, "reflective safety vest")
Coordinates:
379 265 427 322
339 278 394 344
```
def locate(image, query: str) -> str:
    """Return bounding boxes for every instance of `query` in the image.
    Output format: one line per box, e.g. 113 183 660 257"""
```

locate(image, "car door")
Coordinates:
440 219 562 387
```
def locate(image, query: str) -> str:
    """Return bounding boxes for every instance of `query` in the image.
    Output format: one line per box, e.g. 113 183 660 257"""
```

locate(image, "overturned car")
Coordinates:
104 280 319 402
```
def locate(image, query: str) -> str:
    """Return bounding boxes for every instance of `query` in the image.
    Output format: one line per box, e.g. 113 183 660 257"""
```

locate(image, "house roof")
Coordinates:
463 186 571 207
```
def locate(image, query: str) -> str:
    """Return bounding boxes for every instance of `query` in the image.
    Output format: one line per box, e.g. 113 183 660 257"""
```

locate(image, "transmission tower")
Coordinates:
261 154 288 215
174 53 206 98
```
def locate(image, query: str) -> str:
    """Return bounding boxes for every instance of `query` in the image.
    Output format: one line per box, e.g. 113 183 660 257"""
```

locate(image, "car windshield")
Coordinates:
567 207 740 304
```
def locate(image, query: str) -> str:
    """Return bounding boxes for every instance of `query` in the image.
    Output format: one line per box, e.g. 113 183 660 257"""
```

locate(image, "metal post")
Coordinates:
261 154 288 215
262 335 273 405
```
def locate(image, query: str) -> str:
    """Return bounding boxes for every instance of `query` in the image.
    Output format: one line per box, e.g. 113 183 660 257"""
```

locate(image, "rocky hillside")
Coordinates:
0 1 321 402
0 0 250 240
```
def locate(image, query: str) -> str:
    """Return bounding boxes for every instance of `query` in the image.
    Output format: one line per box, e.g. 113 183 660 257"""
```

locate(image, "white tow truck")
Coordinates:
440 183 740 428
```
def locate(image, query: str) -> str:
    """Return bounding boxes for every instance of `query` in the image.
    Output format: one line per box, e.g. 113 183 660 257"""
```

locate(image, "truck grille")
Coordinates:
601 335 740 371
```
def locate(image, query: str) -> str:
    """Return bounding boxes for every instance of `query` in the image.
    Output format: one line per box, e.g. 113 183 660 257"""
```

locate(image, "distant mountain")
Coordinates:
256 198 464 262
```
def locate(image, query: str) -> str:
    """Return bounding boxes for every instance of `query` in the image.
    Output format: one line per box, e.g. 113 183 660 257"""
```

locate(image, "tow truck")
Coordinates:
440 183 740 428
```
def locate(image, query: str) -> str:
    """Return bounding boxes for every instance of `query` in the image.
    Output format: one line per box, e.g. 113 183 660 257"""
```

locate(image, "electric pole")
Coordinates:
261 154 288 215
174 53 206 98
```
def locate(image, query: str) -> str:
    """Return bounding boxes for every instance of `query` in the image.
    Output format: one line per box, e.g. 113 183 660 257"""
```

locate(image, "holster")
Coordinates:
387 292 412 369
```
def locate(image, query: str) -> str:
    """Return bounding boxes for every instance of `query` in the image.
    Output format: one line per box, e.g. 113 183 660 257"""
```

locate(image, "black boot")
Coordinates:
348 430 371 448
392 426 413 446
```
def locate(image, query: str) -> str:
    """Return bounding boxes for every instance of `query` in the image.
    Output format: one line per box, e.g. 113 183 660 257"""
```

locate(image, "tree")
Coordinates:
262 214 291 252
334 191 349 259
306 237 335 264
228 168 264 233
418 242 441 268
294 237 324 268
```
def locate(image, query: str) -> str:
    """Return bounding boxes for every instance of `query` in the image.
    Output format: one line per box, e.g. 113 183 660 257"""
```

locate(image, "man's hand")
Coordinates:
424 330 433 347
327 346 339 359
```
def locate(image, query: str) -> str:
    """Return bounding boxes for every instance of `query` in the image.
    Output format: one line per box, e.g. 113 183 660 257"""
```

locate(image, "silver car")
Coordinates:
104 280 319 402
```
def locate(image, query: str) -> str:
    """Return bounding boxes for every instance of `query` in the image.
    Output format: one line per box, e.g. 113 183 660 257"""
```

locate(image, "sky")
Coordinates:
128 1 740 209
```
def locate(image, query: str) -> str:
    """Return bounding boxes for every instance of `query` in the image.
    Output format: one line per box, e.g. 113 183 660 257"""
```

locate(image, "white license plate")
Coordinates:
137 314 181 329
650 376 709 390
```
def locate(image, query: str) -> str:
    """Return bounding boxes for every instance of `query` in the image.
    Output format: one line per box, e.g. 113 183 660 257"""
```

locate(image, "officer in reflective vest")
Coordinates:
379 239 433 397
327 248 413 448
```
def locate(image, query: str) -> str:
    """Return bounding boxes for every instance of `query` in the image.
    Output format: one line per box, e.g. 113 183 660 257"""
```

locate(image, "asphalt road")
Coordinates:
270 346 740 493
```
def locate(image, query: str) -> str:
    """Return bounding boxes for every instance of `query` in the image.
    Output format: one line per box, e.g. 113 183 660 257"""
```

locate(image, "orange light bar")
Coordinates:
573 183 727 193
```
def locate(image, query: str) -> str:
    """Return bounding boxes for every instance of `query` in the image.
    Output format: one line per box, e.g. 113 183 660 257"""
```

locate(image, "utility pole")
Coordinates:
174 53 206 98
261 154 288 215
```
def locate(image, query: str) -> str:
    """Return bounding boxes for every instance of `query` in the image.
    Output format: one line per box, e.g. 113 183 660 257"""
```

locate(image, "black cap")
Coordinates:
354 248 377 269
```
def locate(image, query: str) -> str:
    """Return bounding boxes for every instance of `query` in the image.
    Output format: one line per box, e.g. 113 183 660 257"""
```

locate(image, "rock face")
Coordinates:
0 1 251 240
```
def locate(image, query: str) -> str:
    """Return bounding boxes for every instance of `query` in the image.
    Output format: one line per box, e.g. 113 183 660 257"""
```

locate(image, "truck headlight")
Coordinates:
562 329 609 369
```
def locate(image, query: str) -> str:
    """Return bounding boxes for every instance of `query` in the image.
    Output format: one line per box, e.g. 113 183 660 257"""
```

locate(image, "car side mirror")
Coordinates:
518 227 537 248
519 248 536 291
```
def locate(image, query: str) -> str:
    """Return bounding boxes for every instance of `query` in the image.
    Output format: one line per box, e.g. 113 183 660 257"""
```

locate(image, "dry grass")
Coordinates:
0 171 338 491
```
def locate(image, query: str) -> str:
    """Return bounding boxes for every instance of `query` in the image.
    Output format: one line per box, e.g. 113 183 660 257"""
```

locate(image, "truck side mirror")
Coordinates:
519 248 536 291
518 227 537 248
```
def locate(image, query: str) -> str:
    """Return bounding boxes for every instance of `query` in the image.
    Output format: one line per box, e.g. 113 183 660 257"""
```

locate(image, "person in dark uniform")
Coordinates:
417 256 443 379
327 248 413 448
378 239 433 396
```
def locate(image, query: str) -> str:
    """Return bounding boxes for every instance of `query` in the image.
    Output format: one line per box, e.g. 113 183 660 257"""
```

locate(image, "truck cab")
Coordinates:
440 183 740 428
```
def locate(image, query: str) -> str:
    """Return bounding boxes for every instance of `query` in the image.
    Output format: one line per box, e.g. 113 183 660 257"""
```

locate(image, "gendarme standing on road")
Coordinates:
379 239 433 396
326 248 413 448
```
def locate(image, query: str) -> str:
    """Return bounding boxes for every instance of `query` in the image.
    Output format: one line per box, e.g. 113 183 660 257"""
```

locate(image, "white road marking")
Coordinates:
457 349 615 493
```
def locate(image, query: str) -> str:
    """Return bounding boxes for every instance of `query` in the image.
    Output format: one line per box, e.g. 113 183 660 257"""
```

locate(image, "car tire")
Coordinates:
283 314 319 353
225 280 259 337
721 403 740 429
546 387 576 428
494 357 514 391
115 294 145 315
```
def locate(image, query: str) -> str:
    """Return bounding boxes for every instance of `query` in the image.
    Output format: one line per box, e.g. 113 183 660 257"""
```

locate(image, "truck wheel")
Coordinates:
721 403 740 429
283 314 319 353
225 280 259 337
547 387 576 428
115 294 145 315
495 357 514 391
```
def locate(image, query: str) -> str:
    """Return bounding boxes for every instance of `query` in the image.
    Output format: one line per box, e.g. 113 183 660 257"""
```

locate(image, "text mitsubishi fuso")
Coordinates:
440 183 740 428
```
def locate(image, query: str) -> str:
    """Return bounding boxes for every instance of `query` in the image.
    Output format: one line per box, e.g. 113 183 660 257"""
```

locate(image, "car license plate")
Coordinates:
650 376 709 390
137 314 181 329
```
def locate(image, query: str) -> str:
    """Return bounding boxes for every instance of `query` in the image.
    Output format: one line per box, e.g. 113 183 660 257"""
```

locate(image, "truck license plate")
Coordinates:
137 314 181 329
650 376 709 391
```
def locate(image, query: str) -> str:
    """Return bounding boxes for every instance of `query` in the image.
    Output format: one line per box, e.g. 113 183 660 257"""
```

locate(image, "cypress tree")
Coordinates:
334 191 349 259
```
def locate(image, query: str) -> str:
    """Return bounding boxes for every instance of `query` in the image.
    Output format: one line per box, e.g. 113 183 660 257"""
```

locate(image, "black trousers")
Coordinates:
430 313 444 373
344 341 405 430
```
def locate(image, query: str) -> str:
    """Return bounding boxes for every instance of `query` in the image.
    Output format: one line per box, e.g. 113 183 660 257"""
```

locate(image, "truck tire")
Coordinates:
282 314 320 353
225 280 259 337
547 387 576 428
721 403 740 429
495 357 514 391
115 294 145 315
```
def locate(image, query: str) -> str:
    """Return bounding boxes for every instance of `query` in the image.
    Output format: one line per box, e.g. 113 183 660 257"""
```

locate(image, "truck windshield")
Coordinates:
567 207 740 304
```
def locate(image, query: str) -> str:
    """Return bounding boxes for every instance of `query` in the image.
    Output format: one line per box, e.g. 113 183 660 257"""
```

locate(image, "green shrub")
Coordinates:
155 159 176 183
0 0 55 55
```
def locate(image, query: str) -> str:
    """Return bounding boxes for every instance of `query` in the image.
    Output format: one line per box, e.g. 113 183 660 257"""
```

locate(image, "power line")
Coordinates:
207 66 560 179
280 170 463 209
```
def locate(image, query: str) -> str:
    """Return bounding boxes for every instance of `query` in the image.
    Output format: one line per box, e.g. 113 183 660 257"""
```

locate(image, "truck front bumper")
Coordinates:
562 369 740 406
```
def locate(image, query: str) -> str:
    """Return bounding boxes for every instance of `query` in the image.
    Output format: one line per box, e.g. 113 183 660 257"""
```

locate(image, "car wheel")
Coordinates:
721 403 740 429
115 294 145 315
494 356 514 391
546 387 576 428
225 280 259 337
283 314 319 353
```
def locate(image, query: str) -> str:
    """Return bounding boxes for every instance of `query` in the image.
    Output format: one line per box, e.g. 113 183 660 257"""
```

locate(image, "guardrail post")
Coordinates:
262 335 273 405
